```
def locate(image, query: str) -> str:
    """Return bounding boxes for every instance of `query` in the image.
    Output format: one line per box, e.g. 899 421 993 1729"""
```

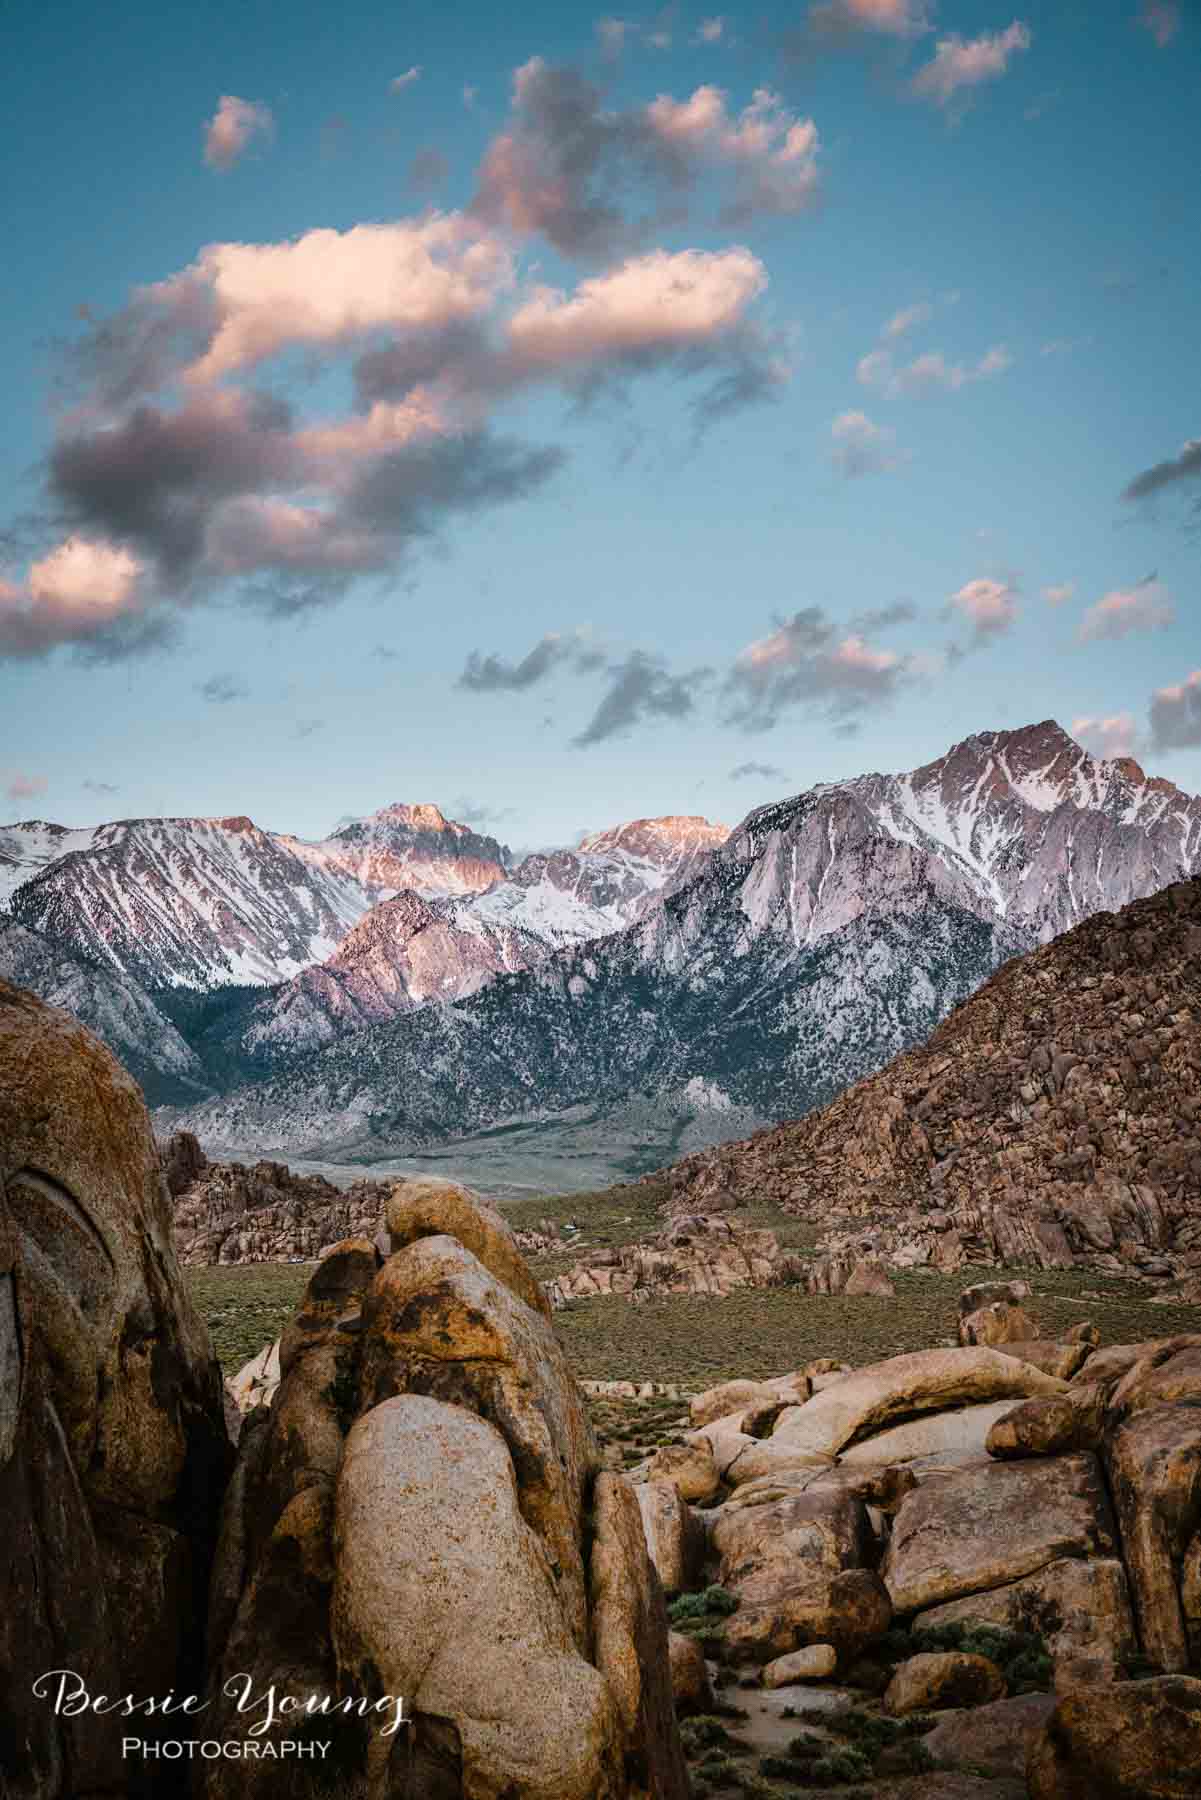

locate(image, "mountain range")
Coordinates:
3 720 1199 1175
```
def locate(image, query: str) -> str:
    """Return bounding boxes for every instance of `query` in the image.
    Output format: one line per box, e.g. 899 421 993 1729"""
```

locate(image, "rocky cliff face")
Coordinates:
288 799 511 896
661 875 1201 1280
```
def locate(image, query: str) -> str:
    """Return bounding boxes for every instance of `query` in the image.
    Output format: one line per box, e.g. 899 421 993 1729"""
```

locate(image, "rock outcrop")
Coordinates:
167 1136 392 1263
0 980 230 1798
546 1213 803 1307
658 876 1201 1280
204 1176 688 1798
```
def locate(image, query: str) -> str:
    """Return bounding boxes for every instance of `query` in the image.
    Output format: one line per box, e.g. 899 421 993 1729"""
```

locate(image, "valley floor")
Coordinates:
186 1182 1200 1399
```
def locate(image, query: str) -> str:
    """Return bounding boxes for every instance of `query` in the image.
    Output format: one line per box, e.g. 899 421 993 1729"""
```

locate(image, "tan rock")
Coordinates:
691 1377 785 1428
667 1631 713 1716
959 1301 1041 1348
1109 1343 1201 1421
589 1472 691 1799
914 1556 1137 1669
763 1644 837 1685
771 1347 1067 1462
994 1339 1091 1379
0 980 229 1795
884 1452 1117 1614
332 1395 627 1800
635 1480 703 1594
844 1259 896 1297
840 1400 1023 1466
986 1386 1106 1459
885 1651 1006 1715
1075 1335 1201 1388
383 1174 550 1319
277 1235 379 1376
1105 1404 1201 1671
644 1437 721 1503
1027 1675 1201 1799
690 1414 757 1479
712 1485 890 1663
359 1232 598 1649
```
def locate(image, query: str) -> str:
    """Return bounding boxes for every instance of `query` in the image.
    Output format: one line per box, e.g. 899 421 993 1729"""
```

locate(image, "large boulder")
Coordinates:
710 1487 891 1664
1105 1404 1201 1672
334 1395 626 1800
884 1452 1118 1614
769 1347 1068 1462
914 1556 1137 1670
383 1175 551 1319
0 980 230 1799
1027 1675 1201 1798
884 1651 1006 1716
202 1180 687 1799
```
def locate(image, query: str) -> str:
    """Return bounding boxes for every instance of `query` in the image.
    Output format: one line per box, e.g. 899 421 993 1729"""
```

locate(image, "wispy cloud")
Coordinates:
1121 436 1201 521
203 95 274 171
1071 713 1140 760
459 632 602 691
912 22 1031 108
452 795 518 825
695 16 726 44
724 607 907 730
859 344 1012 396
574 651 712 747
1138 2 1181 48
198 672 248 704
389 66 422 93
1043 582 1074 606
82 779 119 796
1151 669 1201 750
831 409 904 477
4 770 48 804
729 759 785 780
1076 575 1173 642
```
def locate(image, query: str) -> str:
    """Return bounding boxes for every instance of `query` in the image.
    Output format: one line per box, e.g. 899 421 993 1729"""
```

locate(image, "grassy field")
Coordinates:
185 1180 1198 1389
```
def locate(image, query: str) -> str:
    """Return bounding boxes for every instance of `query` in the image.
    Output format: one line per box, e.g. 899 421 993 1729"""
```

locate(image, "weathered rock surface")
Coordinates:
382 1174 550 1318
884 1651 1007 1716
914 1557 1138 1670
547 1213 803 1307
884 1452 1117 1614
920 1692 1056 1779
0 981 230 1799
1106 1404 1201 1672
202 1179 687 1798
170 1140 391 1264
1027 1675 1201 1799
770 1347 1068 1462
657 877 1201 1281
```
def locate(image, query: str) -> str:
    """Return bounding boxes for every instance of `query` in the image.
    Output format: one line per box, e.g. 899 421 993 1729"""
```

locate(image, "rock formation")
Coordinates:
0 980 230 1798
204 1176 688 1798
659 875 1201 1281
166 1135 392 1263
546 1213 803 1307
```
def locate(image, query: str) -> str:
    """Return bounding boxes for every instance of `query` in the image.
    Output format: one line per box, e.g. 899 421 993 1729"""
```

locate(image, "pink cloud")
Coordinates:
507 248 767 366
1076 579 1173 642
4 771 49 804
1138 3 1180 47
913 22 1032 105
389 67 422 93
205 499 389 576
0 537 149 656
149 216 512 383
950 577 1018 637
203 95 274 172
1071 714 1139 760
646 84 821 213
1043 582 1074 605
811 0 931 35
882 301 932 341
859 344 1012 395
696 16 726 42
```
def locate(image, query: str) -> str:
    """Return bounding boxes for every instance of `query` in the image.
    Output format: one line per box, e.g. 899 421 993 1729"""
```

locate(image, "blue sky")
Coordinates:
1 0 1198 849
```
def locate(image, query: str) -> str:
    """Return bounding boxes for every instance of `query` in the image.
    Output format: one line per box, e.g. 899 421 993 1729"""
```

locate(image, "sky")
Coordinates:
1 0 1198 852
